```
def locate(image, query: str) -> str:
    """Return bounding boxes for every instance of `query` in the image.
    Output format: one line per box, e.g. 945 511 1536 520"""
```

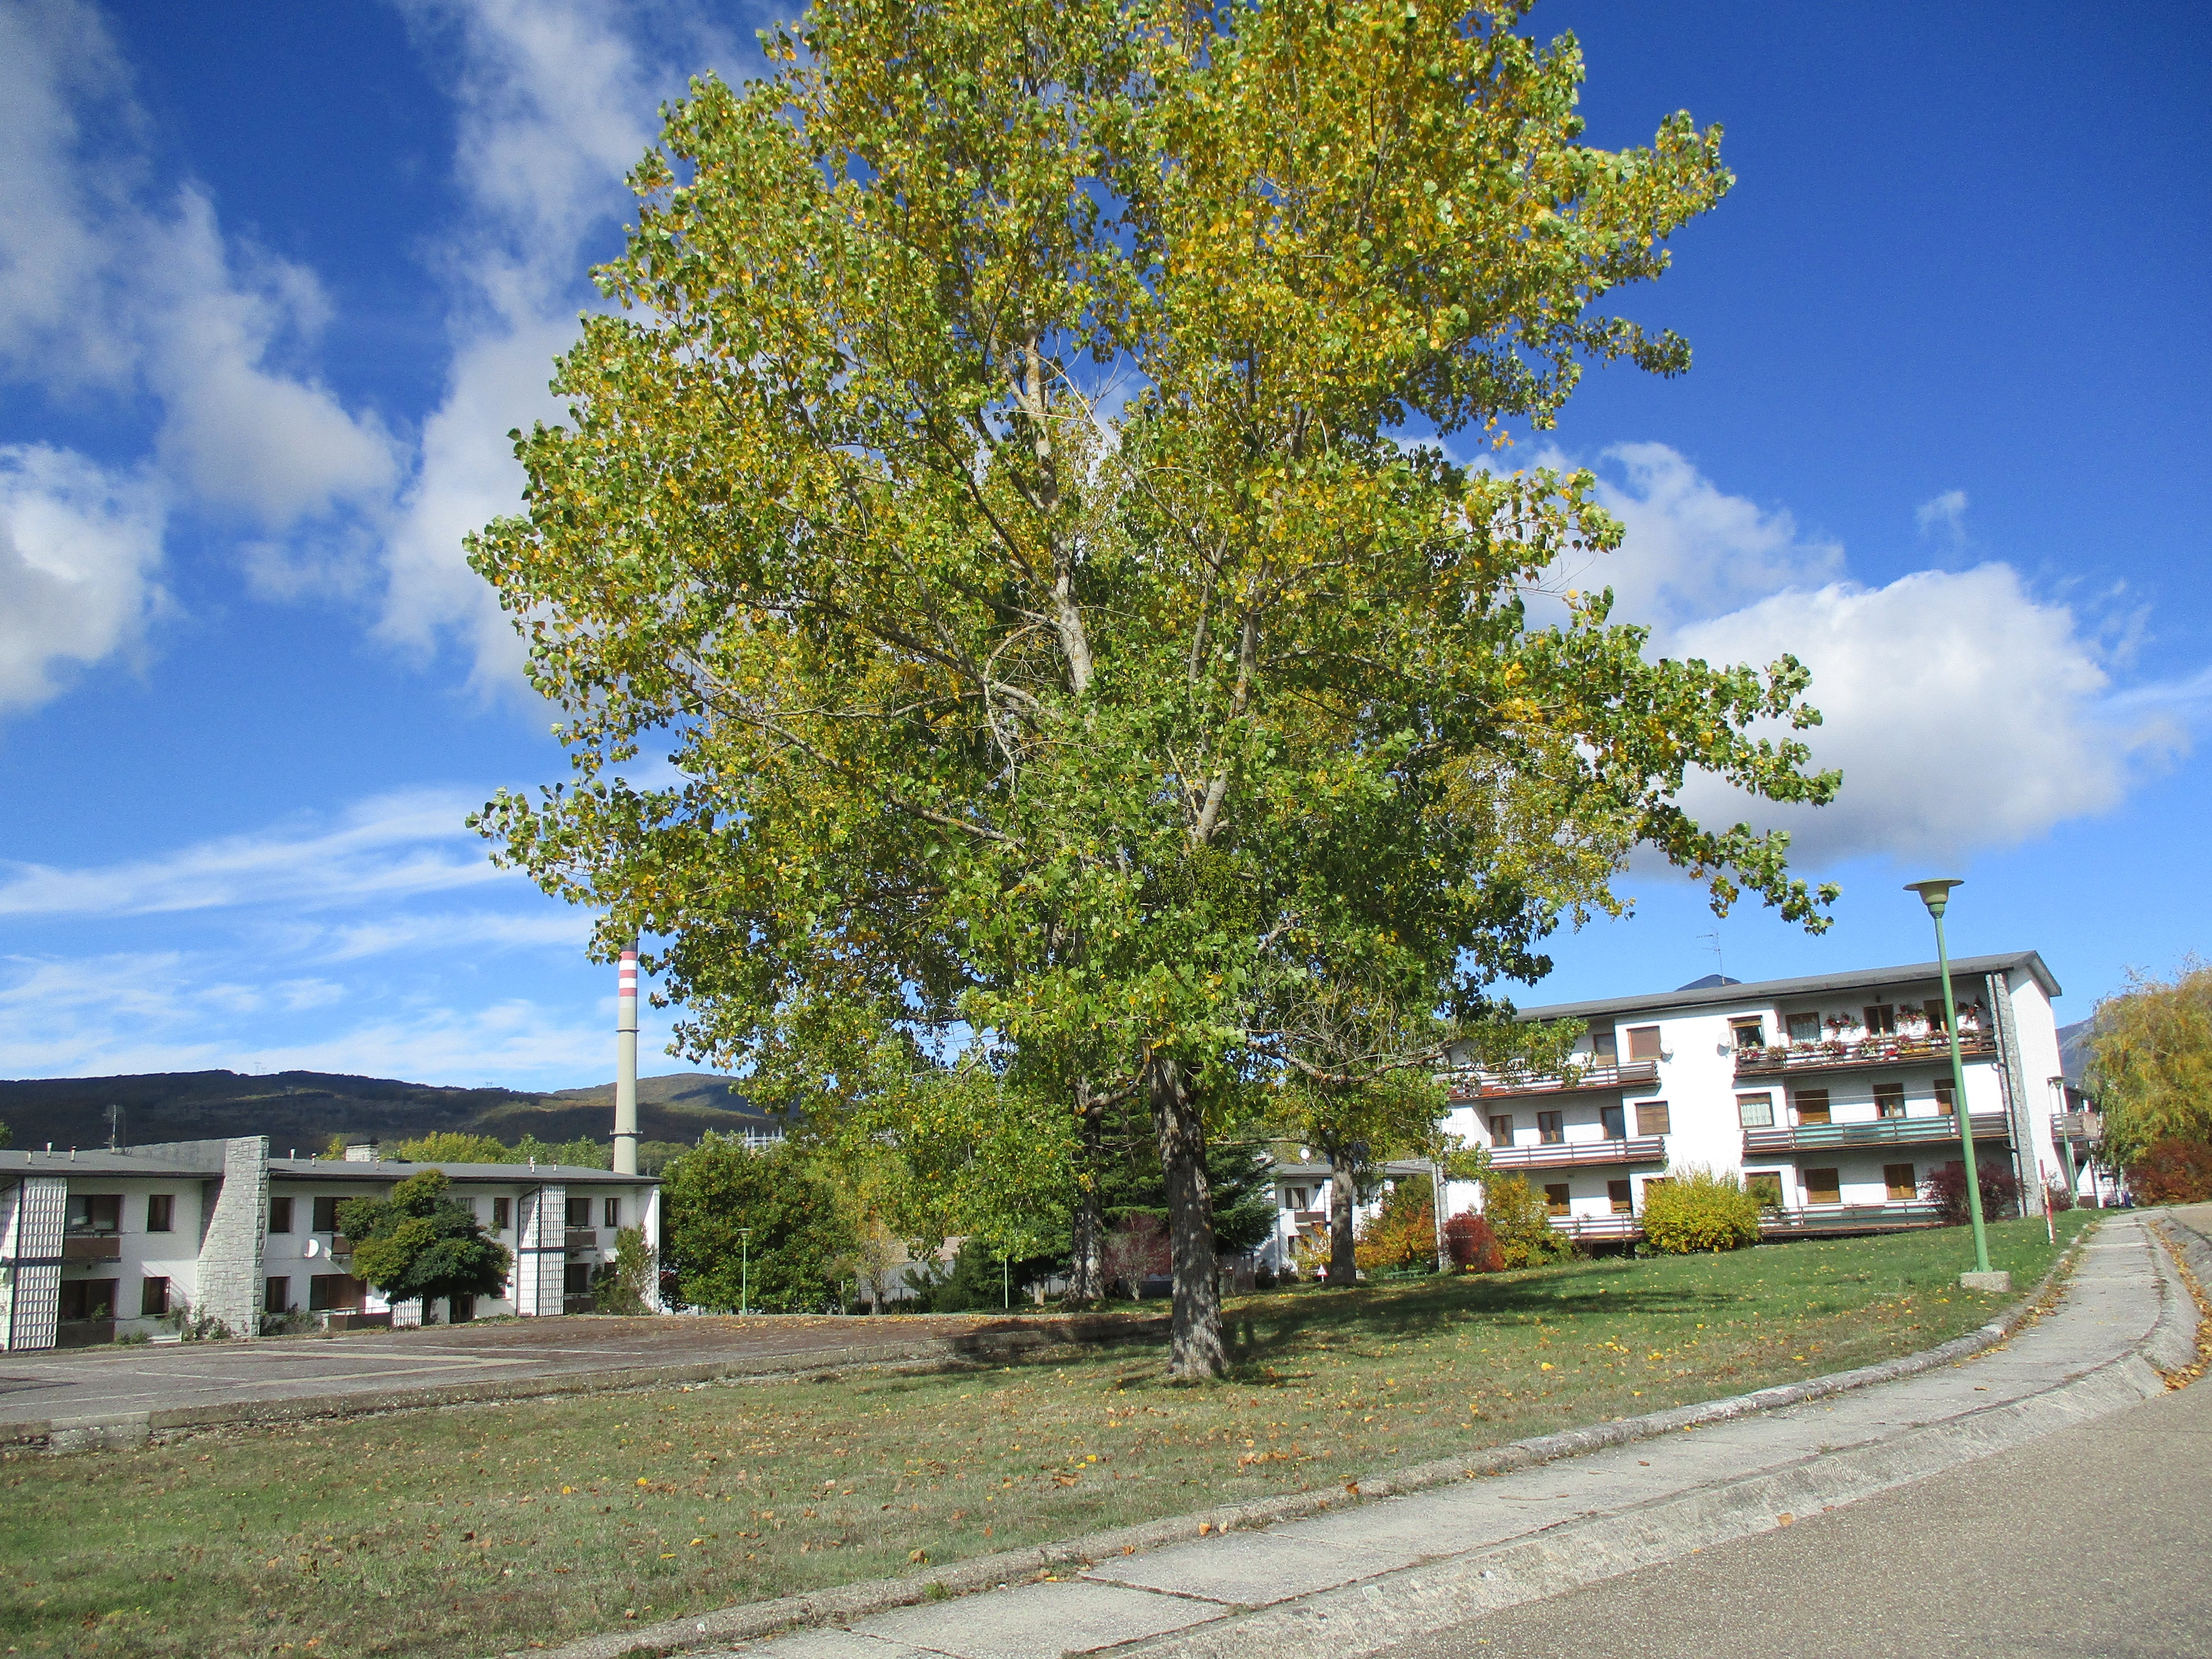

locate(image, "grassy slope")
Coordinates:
0 1213 2089 1659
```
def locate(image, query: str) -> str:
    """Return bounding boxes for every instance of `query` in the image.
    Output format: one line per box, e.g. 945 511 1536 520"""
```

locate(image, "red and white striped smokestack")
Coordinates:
613 941 640 1176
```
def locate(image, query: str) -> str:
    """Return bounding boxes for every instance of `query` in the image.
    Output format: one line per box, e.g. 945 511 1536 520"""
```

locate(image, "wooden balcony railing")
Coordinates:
1742 1112 2008 1156
61 1234 122 1262
1455 1059 1660 1101
1489 1135 1667 1171
1734 1031 1996 1079
564 1227 600 1252
1759 1201 1946 1236
1544 1212 1644 1241
2054 1111 2101 1144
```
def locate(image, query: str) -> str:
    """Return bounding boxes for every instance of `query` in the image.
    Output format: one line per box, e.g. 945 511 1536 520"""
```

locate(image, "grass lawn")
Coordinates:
0 1212 2090 1659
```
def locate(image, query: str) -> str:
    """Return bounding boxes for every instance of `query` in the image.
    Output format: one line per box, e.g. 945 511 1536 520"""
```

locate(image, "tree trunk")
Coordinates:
1067 1078 1106 1305
1149 1053 1227 1379
1329 1152 1359 1286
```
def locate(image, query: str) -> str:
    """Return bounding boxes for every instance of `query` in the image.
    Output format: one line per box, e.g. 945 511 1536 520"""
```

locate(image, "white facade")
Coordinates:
1433 950 2067 1241
0 1139 661 1352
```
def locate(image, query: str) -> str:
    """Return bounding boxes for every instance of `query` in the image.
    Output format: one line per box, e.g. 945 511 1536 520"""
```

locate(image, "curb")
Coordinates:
11 1315 1172 1455
532 1223 2101 1659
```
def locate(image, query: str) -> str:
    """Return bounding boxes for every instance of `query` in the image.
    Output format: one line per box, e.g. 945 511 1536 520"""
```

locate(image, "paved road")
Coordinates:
0 1310 1133 1436
1374 1363 2212 1659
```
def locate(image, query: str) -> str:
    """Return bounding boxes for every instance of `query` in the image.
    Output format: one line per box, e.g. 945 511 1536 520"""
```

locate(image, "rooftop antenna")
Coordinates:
104 1102 123 1151
1698 929 1724 981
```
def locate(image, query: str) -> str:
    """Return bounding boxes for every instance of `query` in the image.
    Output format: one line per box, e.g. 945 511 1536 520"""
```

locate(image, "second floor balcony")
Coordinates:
1734 1030 1997 1079
1456 1059 1660 1102
1743 1111 2008 1156
1489 1134 1668 1172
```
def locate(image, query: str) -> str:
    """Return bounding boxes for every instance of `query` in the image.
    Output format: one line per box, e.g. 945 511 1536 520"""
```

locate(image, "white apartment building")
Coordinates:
0 1137 659 1352
1436 950 2068 1244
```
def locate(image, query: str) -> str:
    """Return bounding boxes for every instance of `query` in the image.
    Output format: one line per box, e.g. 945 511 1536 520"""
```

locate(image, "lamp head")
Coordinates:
1905 878 1964 919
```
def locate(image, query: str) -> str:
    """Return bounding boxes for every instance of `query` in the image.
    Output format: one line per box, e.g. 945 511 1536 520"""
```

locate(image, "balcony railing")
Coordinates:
1759 1201 1946 1237
61 1234 122 1262
1489 1134 1668 1171
2054 1111 2101 1145
1743 1111 2008 1156
1456 1059 1661 1101
1734 1031 1997 1079
1544 1212 1644 1241
565 1227 600 1252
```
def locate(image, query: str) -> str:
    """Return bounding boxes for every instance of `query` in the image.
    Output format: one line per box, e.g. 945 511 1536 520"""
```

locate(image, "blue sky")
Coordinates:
1 0 2206 1088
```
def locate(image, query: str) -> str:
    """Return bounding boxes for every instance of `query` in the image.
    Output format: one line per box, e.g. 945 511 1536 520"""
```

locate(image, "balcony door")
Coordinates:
1599 1104 1626 1140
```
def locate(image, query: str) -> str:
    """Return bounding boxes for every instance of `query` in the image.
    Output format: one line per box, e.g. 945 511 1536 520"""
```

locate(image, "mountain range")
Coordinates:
0 1068 767 1156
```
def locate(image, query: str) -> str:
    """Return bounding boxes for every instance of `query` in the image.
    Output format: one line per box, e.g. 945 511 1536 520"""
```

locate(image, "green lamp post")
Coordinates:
737 1227 753 1317
1905 879 2005 1289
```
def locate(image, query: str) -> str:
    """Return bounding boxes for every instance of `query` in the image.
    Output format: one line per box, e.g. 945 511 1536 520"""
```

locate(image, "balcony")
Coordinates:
1457 1059 1660 1102
2054 1111 2101 1145
1759 1201 1946 1237
564 1227 600 1253
1544 1212 1644 1242
1489 1135 1667 1172
61 1234 122 1262
1743 1111 2008 1156
1734 1030 1997 1079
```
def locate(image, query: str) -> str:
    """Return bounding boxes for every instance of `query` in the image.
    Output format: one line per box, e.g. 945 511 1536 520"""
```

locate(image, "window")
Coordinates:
142 1276 171 1317
1487 1114 1514 1146
1536 1110 1564 1144
1874 1081 1906 1120
566 1195 593 1229
1607 1179 1633 1216
1744 1171 1784 1211
65 1194 121 1234
309 1274 365 1313
264 1277 290 1314
1543 1183 1571 1217
492 1197 511 1233
1785 1011 1822 1043
312 1196 342 1233
1933 1077 1956 1116
1793 1088 1832 1126
1736 1093 1775 1129
1884 1164 1918 1202
1635 1101 1672 1137
1731 1019 1767 1051
1626 1025 1663 1062
1590 1027 1619 1065
604 1197 620 1228
1863 1004 1897 1036
1805 1167 1842 1206
564 1263 592 1297
139 1193 172 1233
1599 1104 1626 1140
59 1279 118 1321
268 1195 294 1233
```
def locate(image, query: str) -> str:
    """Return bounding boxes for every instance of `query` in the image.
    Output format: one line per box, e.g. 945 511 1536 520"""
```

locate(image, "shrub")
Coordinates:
1442 1211 1504 1273
1099 1215 1171 1299
1354 1175 1438 1274
1640 1166 1760 1255
1480 1175 1575 1268
1923 1159 2023 1225
2045 1181 2076 1214
2128 1136 2212 1206
590 1225 654 1314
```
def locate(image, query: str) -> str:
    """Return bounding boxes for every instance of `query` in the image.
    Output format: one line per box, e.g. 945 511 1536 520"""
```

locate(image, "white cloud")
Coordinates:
1566 445 2187 866
1915 488 1969 544
0 444 167 712
377 0 689 690
306 908 591 964
1672 565 2177 863
1565 442 1844 634
0 790 508 918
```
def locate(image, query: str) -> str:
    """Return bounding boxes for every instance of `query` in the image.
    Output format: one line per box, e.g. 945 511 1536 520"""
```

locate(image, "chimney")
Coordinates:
613 940 640 1175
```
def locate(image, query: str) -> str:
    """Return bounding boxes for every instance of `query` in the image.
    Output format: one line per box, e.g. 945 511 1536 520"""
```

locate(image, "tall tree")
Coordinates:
2084 958 2212 1168
338 1171 511 1315
470 0 1837 1377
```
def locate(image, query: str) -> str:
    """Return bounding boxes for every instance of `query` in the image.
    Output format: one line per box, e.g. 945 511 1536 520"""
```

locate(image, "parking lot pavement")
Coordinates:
0 1310 1149 1441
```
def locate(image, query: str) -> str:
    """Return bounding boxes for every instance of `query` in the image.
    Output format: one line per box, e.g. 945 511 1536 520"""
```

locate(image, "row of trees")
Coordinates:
2084 958 2212 1200
466 0 1842 1374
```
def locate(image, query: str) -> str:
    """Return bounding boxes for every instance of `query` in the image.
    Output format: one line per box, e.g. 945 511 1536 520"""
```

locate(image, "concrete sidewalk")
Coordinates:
643 1213 2195 1659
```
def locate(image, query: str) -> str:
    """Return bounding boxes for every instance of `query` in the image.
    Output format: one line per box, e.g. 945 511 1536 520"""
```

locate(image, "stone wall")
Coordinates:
193 1137 268 1336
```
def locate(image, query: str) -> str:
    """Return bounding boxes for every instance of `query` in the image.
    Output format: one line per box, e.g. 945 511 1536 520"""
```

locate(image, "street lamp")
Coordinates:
737 1228 753 1316
1904 879 2007 1290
